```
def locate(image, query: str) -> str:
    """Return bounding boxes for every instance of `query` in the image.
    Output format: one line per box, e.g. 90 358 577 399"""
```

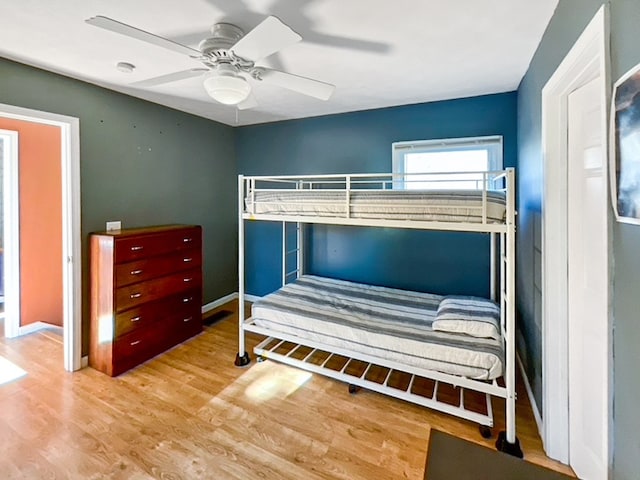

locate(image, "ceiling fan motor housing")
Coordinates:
198 23 244 60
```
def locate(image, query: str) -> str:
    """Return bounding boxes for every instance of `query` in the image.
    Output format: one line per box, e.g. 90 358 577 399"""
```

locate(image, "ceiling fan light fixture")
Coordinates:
203 66 251 105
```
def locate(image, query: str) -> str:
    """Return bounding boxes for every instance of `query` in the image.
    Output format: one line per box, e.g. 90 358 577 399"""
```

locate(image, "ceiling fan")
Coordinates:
85 15 335 109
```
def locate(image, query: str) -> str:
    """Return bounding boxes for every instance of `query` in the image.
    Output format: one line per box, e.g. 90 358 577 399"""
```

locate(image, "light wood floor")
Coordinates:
0 302 574 479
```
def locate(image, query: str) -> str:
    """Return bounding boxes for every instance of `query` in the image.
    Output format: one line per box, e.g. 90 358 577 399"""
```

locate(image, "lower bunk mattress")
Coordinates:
251 275 504 380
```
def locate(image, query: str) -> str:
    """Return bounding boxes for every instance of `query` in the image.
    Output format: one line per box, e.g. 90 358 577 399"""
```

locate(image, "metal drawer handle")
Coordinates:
130 340 141 346
183 257 193 263
183 237 193 243
130 269 143 275
183 296 193 303
130 246 144 251
131 316 141 322
183 277 193 283
130 293 142 299
183 316 193 322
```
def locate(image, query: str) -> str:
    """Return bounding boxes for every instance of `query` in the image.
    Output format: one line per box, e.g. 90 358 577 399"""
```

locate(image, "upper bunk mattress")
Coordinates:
251 275 504 380
245 190 507 224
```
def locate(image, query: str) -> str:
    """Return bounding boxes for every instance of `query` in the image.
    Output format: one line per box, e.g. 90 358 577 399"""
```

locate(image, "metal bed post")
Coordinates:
282 222 287 287
297 222 304 278
490 172 499 302
490 233 497 301
235 174 250 367
296 180 304 280
496 167 522 456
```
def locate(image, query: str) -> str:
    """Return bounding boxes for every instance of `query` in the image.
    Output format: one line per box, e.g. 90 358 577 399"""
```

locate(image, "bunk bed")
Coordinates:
236 168 521 457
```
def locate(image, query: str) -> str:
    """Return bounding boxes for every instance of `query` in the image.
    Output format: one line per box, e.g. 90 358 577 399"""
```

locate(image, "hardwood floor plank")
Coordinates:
0 303 574 479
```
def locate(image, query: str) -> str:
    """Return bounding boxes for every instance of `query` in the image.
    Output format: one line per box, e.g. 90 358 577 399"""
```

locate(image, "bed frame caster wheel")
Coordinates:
256 355 265 363
479 425 493 439
234 352 251 367
348 384 361 394
495 431 523 458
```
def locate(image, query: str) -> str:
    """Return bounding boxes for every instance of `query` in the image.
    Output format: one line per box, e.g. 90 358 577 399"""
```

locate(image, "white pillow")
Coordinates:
433 296 501 340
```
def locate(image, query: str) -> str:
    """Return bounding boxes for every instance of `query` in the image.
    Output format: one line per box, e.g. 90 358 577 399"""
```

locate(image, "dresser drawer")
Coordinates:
114 328 160 360
114 227 201 264
112 306 202 375
112 327 167 374
115 268 202 312
168 307 203 338
115 249 202 287
114 289 201 338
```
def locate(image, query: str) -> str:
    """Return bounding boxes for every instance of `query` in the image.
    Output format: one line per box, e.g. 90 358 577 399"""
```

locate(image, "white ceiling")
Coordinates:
0 0 558 127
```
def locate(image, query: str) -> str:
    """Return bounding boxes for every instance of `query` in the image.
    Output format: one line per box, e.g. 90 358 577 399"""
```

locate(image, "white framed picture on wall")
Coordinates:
612 62 640 224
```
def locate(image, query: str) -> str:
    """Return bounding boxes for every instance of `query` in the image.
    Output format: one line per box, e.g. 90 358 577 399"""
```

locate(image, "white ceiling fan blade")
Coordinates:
130 69 209 88
85 16 201 57
231 16 301 62
237 93 258 110
259 68 335 100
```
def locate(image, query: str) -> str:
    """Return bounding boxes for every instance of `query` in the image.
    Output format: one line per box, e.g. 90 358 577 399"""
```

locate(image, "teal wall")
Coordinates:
517 1 640 477
5 6 639 471
236 93 517 297
0 58 237 354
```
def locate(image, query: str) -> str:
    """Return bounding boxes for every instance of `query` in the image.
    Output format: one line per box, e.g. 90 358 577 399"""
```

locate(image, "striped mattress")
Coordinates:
246 189 507 223
251 275 504 380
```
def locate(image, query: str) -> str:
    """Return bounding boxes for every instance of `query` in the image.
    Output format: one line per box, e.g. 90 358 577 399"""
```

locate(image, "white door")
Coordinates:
567 76 608 480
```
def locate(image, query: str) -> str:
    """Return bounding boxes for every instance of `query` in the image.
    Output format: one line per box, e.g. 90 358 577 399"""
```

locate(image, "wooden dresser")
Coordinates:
89 224 203 376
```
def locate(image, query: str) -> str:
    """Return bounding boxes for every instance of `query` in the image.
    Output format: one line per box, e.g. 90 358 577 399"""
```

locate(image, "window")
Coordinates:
392 135 503 190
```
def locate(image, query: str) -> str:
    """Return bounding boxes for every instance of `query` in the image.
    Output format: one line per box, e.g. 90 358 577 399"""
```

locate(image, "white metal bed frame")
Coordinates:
237 168 520 455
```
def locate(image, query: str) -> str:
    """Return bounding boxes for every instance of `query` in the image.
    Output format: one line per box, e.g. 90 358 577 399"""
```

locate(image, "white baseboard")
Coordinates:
81 356 89 368
201 292 239 314
18 321 63 336
517 352 543 439
201 292 263 315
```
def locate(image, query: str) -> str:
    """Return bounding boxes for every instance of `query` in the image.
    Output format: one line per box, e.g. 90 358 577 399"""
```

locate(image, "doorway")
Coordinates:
541 5 611 478
0 129 19 337
0 103 81 372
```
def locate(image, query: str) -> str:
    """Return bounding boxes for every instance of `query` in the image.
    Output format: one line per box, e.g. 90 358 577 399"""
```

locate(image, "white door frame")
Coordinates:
1 129 20 337
0 103 82 373
541 4 611 467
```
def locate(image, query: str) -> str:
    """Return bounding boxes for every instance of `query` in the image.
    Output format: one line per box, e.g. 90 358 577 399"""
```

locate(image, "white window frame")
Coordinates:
392 135 503 190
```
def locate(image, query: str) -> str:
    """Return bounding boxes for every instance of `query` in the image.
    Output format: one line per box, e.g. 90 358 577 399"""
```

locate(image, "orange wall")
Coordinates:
0 118 63 327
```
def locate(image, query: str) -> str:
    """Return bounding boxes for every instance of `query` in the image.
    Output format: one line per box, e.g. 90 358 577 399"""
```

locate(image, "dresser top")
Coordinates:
91 224 199 238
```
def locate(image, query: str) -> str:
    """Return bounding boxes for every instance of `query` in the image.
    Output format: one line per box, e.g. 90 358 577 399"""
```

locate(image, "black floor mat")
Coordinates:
424 430 574 480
